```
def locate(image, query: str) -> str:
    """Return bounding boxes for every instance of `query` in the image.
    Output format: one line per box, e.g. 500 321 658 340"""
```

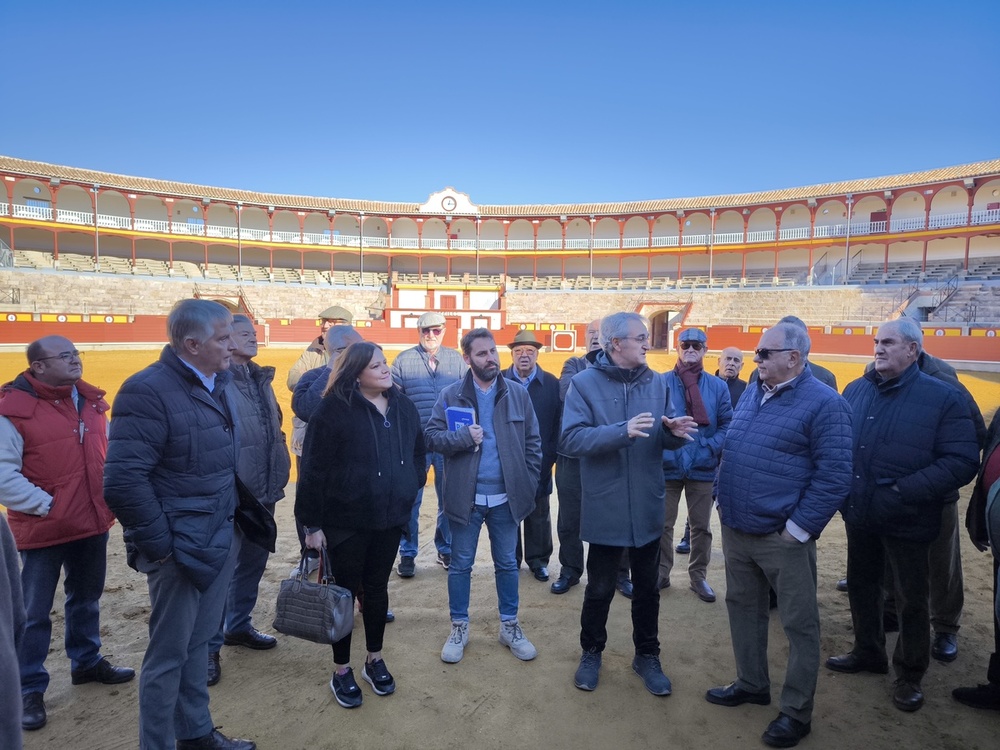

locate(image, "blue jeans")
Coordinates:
401 452 451 558
448 501 519 622
208 505 274 652
19 532 109 695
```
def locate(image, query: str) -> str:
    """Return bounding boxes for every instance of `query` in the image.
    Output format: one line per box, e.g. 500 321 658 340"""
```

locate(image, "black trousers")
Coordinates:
846 524 931 682
325 528 401 665
580 538 659 655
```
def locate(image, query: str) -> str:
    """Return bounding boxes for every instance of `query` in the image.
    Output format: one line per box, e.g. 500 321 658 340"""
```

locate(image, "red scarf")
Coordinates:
674 360 709 426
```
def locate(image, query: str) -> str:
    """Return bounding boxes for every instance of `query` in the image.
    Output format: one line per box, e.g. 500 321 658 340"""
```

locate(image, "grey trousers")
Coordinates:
884 502 964 634
722 525 820 724
138 540 239 750
659 479 714 584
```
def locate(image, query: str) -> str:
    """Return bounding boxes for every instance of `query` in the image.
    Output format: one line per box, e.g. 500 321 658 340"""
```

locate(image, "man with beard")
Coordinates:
426 329 541 664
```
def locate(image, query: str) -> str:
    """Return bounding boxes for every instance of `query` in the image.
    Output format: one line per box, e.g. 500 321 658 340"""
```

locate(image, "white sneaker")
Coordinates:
499 619 537 661
289 556 320 579
441 621 470 663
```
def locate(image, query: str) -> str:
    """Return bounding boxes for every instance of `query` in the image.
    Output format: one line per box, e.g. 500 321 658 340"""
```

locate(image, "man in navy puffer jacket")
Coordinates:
826 318 979 714
709 323 852 749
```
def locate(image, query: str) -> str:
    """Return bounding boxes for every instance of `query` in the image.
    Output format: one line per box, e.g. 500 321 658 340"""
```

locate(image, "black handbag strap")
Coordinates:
299 548 336 585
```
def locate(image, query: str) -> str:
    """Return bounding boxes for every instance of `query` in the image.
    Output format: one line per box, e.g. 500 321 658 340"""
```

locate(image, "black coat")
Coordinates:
504 365 561 498
842 363 980 542
295 386 426 533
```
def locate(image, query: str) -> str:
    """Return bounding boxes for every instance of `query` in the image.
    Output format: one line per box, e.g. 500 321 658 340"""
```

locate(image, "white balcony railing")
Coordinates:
4 200 999 254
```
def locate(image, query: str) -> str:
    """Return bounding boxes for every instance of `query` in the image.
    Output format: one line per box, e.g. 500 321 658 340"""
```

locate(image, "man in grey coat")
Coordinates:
391 312 467 577
561 312 696 696
206 315 291 685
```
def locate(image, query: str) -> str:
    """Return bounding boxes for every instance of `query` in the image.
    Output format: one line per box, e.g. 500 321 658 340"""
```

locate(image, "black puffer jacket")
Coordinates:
295 386 426 532
230 361 290 505
104 346 239 592
842 362 980 542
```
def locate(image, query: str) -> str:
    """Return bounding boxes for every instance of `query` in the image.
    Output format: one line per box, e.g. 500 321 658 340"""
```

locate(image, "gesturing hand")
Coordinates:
627 412 656 438
662 415 698 441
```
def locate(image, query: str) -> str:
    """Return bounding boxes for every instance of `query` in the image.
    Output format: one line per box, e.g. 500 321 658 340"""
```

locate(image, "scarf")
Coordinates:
674 360 709 426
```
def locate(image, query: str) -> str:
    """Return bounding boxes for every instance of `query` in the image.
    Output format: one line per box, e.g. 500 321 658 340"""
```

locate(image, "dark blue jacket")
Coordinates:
842 363 980 542
104 346 239 592
717 366 853 537
661 370 732 481
504 365 561 498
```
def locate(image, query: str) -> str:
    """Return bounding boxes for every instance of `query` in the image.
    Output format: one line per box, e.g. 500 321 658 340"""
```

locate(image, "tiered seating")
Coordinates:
849 259 963 285
930 284 1000 323
13 249 52 270
59 253 96 272
965 256 1000 281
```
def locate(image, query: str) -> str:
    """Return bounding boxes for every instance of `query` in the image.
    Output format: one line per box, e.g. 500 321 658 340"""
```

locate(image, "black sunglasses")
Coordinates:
679 341 704 351
754 348 797 360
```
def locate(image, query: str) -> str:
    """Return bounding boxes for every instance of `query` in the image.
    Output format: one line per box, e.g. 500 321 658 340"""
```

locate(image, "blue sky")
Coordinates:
3 1 998 206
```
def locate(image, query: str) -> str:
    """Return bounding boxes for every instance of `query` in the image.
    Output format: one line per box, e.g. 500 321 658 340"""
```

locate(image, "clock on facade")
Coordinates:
441 196 457 212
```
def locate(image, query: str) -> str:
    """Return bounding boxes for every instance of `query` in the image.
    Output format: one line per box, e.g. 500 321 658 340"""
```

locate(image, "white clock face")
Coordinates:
442 196 457 212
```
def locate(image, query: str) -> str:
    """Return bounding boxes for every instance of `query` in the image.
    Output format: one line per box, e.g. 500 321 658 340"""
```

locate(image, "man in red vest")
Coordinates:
0 336 134 732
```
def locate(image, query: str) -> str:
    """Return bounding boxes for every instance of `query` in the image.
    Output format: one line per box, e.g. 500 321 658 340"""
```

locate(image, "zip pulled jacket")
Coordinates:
0 371 113 550
295 386 427 532
425 372 541 526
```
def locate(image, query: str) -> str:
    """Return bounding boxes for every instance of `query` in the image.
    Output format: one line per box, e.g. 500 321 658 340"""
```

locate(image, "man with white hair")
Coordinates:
827 317 979 714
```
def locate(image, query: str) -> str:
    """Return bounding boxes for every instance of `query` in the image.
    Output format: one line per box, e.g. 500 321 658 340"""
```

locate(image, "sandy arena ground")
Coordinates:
5 348 1000 750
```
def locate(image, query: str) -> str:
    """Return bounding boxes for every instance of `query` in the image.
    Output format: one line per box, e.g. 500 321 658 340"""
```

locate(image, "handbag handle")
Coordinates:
306 547 336 586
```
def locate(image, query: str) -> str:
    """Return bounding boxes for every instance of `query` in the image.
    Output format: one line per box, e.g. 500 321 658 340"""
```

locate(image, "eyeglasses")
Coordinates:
619 334 649 343
754 348 797 360
35 350 81 363
679 341 704 351
420 327 443 335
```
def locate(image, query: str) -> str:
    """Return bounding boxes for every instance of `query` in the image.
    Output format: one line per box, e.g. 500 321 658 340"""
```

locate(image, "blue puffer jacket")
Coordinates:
661 370 732 481
717 366 853 538
390 345 467 428
104 346 239 592
842 363 980 542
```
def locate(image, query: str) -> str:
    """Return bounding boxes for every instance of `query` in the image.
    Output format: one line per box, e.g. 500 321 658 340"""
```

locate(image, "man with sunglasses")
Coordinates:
391 312 467 577
0 337 134 732
658 329 732 603
709 323 852 748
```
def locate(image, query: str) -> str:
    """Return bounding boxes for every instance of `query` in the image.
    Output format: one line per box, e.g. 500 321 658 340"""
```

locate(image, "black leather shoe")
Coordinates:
690 580 716 603
893 679 924 712
208 651 221 686
705 681 771 707
824 652 889 674
932 632 958 662
551 574 579 594
836 577 848 592
952 682 1000 710
70 657 136 685
616 576 634 599
223 627 277 650
762 712 811 748
675 538 691 554
532 566 550 582
22 691 46 731
176 728 257 749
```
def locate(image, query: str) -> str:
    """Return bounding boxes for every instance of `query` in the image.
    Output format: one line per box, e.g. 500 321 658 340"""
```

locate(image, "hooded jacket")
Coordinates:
295 386 426 532
560 351 688 547
0 371 113 550
425 371 541 525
